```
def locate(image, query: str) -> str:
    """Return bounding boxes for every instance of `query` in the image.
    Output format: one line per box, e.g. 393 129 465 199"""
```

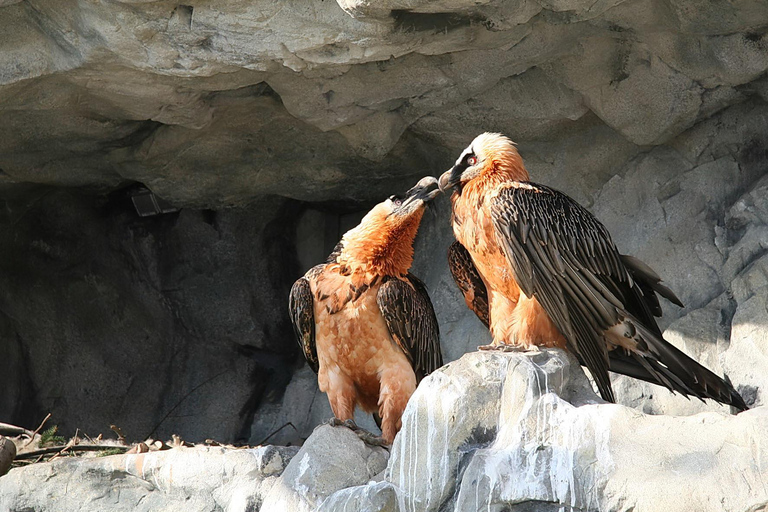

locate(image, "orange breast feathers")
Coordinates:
451 178 566 349
312 272 416 443
292 177 443 444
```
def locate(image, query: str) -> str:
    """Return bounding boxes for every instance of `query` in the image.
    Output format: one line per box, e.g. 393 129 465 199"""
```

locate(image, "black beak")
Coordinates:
405 176 441 203
438 166 461 193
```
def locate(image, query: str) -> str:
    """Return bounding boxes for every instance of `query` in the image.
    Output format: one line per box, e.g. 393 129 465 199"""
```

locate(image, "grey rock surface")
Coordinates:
0 436 14 477
261 424 389 512
0 0 766 453
0 188 305 443
0 445 299 512
0 0 766 205
1 352 766 512
317 481 402 512
323 350 768 512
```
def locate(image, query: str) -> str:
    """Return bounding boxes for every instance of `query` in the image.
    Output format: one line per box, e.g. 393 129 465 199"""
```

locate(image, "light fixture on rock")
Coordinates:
130 187 178 217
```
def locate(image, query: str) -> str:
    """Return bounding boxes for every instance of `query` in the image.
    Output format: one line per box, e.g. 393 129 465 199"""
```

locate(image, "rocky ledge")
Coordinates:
2 349 766 512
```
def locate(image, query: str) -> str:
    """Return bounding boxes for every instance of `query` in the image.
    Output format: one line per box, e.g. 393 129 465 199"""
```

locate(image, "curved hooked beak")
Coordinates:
405 176 441 203
438 166 461 193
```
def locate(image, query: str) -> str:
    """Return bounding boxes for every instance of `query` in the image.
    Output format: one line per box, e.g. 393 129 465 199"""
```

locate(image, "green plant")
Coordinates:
39 426 66 447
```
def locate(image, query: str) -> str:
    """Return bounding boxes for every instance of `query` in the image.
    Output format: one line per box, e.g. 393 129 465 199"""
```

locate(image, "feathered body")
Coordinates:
439 132 746 410
289 177 443 443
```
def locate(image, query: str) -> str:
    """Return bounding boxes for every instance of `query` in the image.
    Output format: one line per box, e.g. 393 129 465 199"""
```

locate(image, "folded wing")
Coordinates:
490 184 746 410
377 275 443 381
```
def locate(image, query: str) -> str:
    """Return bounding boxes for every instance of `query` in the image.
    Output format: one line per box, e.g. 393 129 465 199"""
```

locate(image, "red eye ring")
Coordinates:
468 156 477 166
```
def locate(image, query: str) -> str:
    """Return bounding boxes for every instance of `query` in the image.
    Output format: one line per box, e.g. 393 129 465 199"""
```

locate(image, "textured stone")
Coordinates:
382 351 768 512
385 350 598 511
318 481 402 512
261 424 389 511
0 436 15 476
0 0 764 206
0 445 299 512
1 0 768 453
0 188 303 443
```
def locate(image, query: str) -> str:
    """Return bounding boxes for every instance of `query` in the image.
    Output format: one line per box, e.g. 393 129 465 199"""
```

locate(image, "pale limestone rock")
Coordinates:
318 481 402 512
386 350 601 511
552 41 703 145
368 350 768 512
261 424 389 511
0 445 298 511
0 0 767 462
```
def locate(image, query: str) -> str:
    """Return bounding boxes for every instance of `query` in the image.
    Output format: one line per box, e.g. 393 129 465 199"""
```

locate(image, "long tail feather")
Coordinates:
609 314 748 411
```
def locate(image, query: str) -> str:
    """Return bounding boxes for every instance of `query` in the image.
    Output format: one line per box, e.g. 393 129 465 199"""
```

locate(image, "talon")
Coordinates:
343 419 358 431
355 429 390 448
478 343 523 352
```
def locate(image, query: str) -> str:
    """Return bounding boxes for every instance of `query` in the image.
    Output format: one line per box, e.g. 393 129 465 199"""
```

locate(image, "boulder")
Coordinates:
0 445 299 512
323 350 768 512
2 351 767 512
0 436 15 476
261 424 389 511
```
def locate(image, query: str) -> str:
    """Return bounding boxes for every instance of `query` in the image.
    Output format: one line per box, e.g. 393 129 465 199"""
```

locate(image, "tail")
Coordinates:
608 313 748 412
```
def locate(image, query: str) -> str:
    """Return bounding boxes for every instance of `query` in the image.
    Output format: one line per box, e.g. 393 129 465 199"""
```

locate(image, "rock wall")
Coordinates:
0 187 306 442
0 0 767 443
3 351 767 512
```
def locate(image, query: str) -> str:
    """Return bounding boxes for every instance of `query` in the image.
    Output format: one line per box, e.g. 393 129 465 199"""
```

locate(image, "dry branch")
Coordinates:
14 444 130 460
0 423 35 438
23 413 52 448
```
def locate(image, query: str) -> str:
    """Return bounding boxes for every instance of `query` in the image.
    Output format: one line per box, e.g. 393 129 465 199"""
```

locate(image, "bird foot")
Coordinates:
478 344 543 353
355 429 390 448
326 417 357 429
478 344 523 352
326 418 390 447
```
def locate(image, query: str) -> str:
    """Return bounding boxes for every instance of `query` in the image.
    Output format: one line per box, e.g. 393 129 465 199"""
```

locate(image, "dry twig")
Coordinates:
109 425 127 445
14 444 130 460
22 413 52 448
0 422 35 439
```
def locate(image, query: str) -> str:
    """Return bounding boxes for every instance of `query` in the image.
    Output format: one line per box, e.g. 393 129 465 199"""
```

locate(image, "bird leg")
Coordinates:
326 417 389 447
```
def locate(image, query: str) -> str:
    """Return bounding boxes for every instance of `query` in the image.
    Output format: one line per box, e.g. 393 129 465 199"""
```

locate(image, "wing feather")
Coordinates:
489 183 746 410
377 275 443 382
288 267 321 373
447 241 490 327
491 185 617 400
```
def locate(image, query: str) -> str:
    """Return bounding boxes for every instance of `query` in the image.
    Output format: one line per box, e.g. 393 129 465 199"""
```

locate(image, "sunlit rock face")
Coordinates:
0 444 300 511
325 350 768 512
262 425 389 511
0 425 388 512
3 351 766 512
0 0 767 443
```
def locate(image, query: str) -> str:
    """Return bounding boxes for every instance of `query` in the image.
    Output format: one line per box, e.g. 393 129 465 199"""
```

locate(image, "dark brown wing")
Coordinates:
377 275 443 382
490 183 747 410
288 266 323 373
620 253 684 318
448 241 490 328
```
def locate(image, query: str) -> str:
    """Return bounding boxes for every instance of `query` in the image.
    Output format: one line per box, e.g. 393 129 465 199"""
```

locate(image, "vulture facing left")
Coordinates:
289 176 444 444
439 132 747 411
